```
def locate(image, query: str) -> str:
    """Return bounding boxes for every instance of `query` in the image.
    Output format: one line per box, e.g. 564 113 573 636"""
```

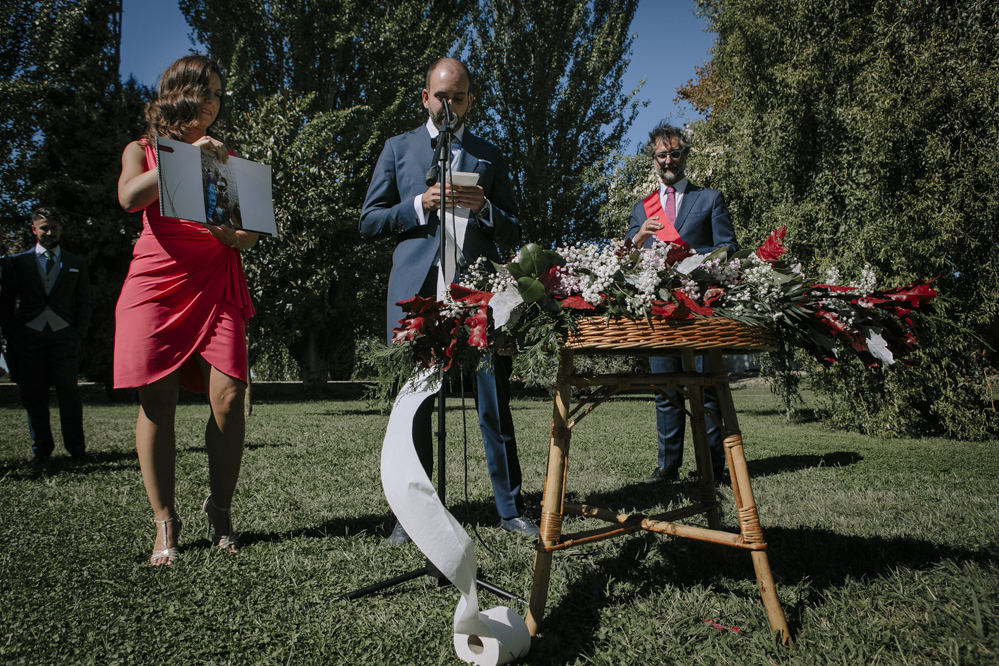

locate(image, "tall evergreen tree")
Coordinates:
689 0 999 438
2 0 149 392
179 0 467 383
466 0 641 247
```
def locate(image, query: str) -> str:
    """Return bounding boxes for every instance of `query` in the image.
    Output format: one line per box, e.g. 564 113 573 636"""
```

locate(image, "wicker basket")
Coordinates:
565 316 777 353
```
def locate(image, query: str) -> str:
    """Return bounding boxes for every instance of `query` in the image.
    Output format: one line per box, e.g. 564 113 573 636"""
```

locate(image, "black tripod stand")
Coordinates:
321 100 524 608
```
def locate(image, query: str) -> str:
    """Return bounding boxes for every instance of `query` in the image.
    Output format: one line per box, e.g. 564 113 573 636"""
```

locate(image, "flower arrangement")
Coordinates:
389 228 936 378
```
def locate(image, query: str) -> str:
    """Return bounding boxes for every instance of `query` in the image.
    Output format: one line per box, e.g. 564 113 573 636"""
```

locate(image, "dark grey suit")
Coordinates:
0 248 91 458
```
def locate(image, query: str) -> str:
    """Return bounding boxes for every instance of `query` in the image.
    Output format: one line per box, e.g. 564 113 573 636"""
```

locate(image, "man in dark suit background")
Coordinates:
0 207 91 464
625 122 738 485
360 57 538 542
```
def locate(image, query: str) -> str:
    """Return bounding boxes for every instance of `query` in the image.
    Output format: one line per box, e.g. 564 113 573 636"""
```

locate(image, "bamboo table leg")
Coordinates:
710 350 792 646
526 348 574 636
684 349 721 530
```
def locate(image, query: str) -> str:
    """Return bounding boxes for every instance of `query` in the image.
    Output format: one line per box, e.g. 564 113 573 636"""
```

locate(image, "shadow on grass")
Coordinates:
746 451 862 477
533 524 995 664
0 449 138 479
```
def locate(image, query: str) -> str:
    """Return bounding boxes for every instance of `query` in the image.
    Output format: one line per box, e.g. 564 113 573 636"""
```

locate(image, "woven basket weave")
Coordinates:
565 316 777 353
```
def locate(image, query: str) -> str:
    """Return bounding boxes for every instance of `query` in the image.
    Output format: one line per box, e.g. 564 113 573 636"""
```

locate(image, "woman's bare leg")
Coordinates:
136 372 181 565
196 356 245 545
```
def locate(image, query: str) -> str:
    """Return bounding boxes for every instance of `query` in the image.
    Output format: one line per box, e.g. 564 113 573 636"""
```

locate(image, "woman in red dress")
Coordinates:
115 56 257 566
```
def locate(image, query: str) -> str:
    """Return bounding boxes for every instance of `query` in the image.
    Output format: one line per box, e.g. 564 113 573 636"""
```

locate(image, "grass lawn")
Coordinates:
1 382 997 665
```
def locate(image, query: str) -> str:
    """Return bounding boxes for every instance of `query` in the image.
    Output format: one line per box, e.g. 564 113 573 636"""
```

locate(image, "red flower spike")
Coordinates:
562 295 597 310
756 226 787 263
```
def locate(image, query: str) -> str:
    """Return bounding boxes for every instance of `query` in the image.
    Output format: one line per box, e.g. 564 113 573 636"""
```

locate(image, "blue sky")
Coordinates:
119 0 715 152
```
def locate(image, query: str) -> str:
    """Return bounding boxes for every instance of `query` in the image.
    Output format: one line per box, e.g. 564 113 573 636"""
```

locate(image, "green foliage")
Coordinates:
693 0 999 438
467 0 642 246
1 0 150 391
181 0 469 382
596 150 658 241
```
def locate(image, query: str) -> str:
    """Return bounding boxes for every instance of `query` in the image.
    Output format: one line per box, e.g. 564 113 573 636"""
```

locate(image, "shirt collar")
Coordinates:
660 177 689 195
425 118 466 144
34 243 61 258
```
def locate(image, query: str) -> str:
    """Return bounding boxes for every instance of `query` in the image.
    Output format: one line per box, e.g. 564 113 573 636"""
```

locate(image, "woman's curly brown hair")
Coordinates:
142 55 226 143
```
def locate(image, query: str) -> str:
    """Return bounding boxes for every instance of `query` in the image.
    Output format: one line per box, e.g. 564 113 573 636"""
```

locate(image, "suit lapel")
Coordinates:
674 185 699 239
407 126 435 176
457 132 479 174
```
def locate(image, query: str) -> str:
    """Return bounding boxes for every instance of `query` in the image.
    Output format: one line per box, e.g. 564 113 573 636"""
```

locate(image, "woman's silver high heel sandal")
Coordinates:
202 495 240 553
151 516 181 566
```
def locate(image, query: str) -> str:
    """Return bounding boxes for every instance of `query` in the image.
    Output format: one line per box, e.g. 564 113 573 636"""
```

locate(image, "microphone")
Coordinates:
425 100 459 186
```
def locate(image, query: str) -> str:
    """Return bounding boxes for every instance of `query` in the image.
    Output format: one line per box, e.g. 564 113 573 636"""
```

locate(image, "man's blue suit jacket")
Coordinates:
359 125 522 342
625 183 737 254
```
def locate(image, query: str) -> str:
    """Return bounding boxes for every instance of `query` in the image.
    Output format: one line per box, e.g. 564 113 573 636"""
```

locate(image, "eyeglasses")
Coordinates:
654 149 685 162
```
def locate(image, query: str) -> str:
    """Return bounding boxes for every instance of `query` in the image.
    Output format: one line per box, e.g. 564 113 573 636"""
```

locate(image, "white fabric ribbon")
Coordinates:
380 370 531 665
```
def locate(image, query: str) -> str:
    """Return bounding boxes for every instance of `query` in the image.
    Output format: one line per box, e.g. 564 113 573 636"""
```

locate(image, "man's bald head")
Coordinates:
425 58 473 91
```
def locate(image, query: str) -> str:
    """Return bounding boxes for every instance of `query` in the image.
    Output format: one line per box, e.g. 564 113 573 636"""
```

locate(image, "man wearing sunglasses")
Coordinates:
625 121 738 485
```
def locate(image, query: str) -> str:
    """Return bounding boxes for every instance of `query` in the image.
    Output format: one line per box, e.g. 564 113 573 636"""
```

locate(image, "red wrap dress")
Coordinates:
113 141 255 392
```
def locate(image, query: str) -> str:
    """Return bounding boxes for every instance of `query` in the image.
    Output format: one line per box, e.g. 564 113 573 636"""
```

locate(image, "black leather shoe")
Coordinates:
28 454 51 468
499 516 540 538
381 521 411 546
642 466 679 483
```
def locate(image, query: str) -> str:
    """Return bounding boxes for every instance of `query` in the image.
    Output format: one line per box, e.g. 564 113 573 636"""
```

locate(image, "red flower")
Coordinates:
884 281 937 308
397 293 442 315
391 316 426 344
449 284 494 307
539 265 561 293
703 286 725 306
465 308 489 349
673 290 713 316
561 295 596 310
651 299 689 319
756 227 787 263
665 241 694 267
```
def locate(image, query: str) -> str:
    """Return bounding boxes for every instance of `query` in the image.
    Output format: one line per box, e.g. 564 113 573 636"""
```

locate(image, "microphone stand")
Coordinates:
319 101 524 609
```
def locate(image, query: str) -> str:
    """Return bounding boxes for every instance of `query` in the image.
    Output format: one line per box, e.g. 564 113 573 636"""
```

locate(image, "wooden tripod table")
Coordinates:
524 317 792 645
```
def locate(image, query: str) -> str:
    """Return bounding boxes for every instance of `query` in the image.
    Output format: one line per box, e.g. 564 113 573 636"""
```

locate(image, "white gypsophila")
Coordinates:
851 264 877 295
680 277 701 301
554 242 623 306
825 266 841 285
741 262 784 308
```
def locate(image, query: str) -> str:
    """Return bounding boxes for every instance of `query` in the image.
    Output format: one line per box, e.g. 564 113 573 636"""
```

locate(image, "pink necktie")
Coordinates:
664 186 676 224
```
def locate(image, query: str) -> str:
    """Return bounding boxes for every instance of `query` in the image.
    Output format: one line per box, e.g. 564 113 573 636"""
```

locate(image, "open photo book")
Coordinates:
155 137 278 237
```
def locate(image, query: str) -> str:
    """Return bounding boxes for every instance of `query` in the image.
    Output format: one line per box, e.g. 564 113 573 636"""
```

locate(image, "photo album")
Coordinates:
155 137 278 237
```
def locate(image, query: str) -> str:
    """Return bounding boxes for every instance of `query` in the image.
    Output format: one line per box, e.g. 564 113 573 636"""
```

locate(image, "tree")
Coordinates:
2 0 149 393
690 0 999 438
180 0 468 383
466 0 642 248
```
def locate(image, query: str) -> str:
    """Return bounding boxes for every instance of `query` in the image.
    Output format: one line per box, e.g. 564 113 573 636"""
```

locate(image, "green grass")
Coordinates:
1 382 997 665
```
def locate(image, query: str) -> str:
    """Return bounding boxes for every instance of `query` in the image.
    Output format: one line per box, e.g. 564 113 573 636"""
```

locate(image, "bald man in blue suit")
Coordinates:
360 58 538 543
